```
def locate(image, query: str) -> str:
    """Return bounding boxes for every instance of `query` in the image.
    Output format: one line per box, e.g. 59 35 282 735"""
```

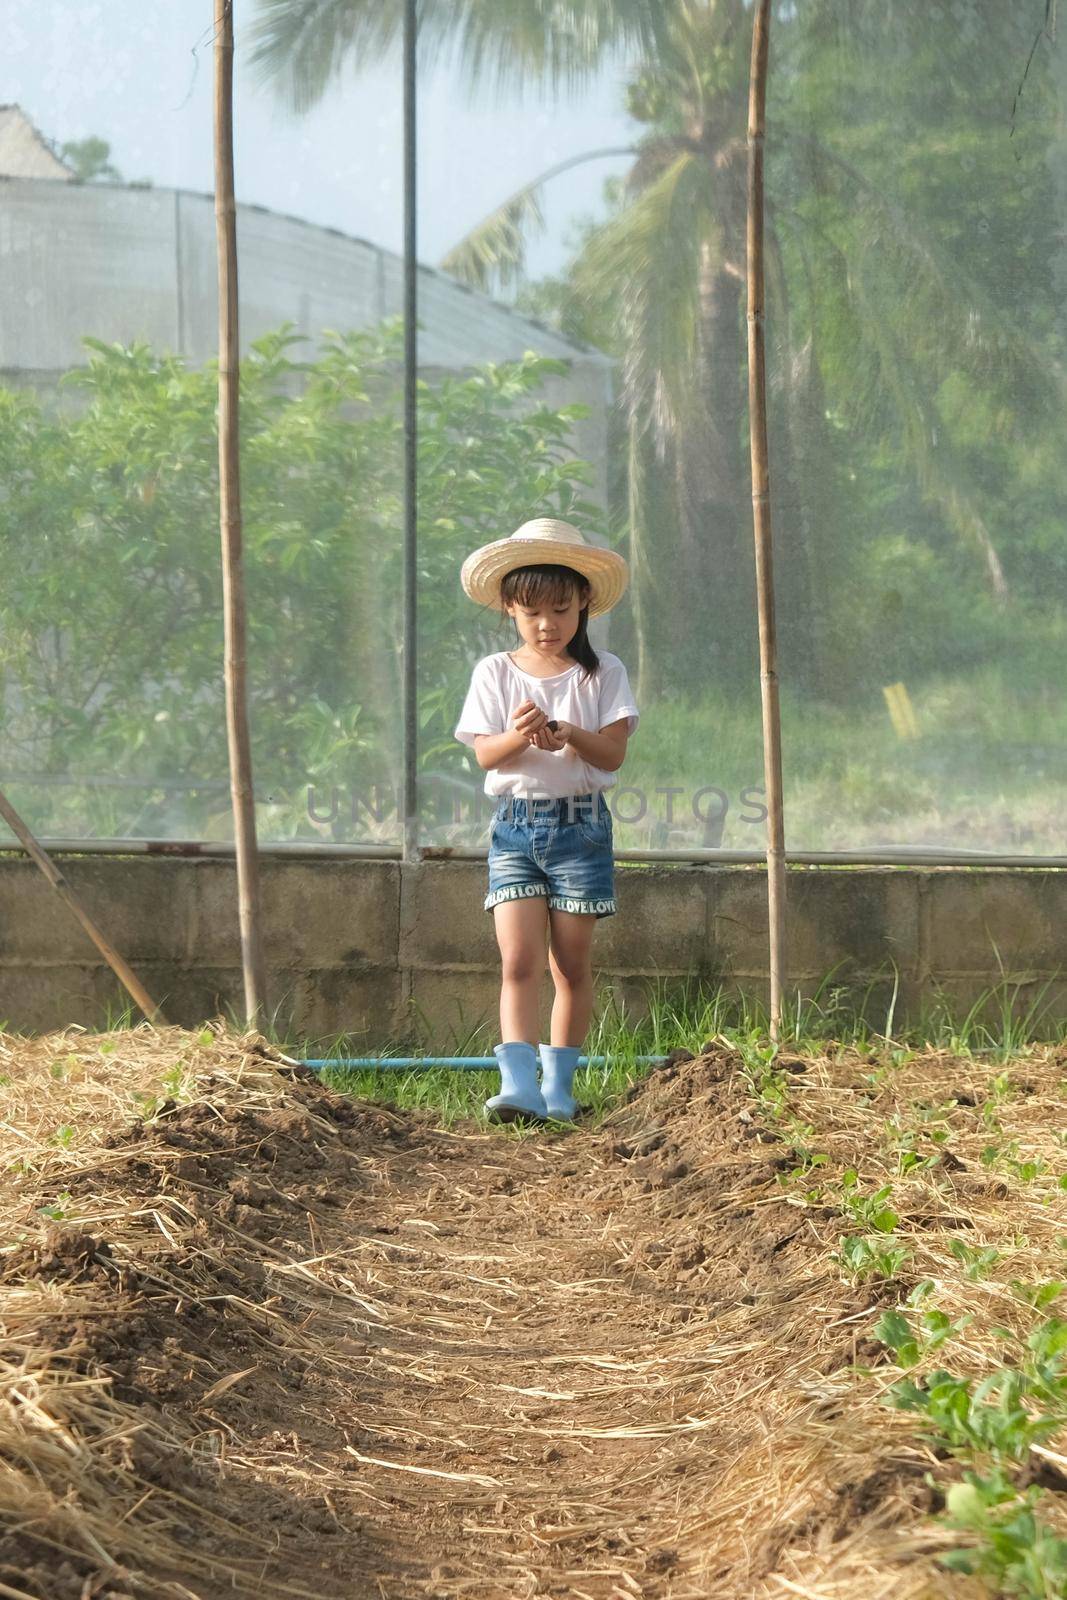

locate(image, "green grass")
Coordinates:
621 649 1067 854
35 963 1067 1129
279 965 1067 1125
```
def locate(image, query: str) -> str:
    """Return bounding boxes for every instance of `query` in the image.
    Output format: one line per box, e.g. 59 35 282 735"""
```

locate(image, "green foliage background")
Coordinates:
3 0 1067 852
0 324 604 841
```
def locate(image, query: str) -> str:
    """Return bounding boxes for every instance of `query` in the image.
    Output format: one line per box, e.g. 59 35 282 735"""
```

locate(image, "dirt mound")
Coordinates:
0 1029 442 1599
574 1044 827 1312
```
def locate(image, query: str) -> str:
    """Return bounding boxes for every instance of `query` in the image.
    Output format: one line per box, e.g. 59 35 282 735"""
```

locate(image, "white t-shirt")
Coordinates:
454 650 639 798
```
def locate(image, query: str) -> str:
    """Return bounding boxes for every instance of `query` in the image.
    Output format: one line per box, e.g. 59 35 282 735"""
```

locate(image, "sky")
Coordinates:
6 1 640 289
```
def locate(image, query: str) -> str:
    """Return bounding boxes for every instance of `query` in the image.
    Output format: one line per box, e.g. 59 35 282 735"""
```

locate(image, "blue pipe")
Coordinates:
299 1054 663 1072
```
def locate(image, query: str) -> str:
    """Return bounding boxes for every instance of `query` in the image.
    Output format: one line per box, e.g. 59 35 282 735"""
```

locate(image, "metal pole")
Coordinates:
746 0 787 1042
401 0 419 863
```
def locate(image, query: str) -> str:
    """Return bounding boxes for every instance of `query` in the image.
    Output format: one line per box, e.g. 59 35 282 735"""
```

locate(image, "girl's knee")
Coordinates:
500 952 544 985
549 955 592 987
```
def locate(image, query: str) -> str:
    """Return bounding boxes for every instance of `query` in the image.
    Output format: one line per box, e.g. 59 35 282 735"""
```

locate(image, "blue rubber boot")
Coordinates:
539 1043 581 1121
485 1041 548 1123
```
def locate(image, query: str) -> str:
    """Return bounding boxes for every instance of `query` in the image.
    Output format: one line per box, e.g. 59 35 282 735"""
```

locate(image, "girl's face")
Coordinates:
505 581 588 657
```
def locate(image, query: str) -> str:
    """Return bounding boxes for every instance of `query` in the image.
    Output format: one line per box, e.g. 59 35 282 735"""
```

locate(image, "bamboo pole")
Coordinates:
0 789 165 1023
214 0 267 1025
745 0 787 1041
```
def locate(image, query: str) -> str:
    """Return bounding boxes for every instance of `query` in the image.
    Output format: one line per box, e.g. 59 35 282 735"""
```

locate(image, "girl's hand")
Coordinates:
532 719 571 752
511 699 549 742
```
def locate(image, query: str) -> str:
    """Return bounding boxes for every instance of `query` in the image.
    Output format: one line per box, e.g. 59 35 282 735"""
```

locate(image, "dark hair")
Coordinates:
499 563 599 684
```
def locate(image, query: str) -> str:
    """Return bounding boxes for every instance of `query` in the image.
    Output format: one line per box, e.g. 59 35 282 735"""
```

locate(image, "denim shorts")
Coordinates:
485 792 616 918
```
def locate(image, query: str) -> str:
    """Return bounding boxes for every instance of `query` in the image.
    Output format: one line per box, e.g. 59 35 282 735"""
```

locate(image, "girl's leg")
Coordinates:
546 908 597 1046
492 896 549 1042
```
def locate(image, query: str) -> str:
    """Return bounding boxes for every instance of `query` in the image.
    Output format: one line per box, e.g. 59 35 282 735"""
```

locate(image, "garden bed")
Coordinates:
2 1023 1066 1596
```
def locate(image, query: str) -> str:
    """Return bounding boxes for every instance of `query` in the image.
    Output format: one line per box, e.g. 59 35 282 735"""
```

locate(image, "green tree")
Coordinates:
249 0 1067 712
465 1 1067 703
57 136 123 183
0 326 601 841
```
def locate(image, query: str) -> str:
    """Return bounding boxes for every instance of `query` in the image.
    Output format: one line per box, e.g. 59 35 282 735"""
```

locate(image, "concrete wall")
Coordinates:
2 857 1064 1044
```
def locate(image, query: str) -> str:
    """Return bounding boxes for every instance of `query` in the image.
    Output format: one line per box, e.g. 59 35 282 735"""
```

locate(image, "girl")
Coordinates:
454 517 638 1124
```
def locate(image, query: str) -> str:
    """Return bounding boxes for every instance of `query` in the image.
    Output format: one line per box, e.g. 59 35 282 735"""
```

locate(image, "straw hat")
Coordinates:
460 518 629 620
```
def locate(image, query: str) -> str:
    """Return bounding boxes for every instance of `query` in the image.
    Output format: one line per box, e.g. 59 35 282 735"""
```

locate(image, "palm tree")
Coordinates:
248 0 1066 706
247 0 753 701
247 0 669 109
565 3 758 698
448 0 1065 704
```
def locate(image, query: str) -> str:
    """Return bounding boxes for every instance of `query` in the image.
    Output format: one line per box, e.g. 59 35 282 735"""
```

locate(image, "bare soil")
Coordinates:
2 1027 1066 1598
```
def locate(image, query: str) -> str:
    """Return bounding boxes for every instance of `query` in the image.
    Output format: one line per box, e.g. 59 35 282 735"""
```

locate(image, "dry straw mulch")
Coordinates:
1 1021 1066 1598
